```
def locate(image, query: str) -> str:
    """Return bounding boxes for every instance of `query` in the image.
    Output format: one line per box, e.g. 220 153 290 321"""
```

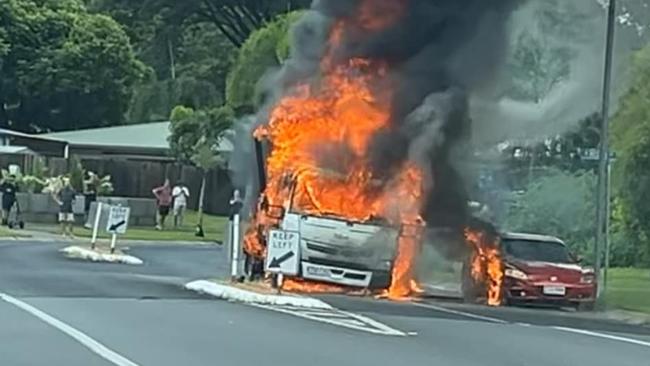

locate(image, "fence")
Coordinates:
0 155 235 216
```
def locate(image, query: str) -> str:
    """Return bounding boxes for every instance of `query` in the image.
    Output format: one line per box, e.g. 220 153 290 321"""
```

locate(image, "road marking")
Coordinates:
411 302 508 324
553 326 650 348
250 303 406 336
0 293 140 366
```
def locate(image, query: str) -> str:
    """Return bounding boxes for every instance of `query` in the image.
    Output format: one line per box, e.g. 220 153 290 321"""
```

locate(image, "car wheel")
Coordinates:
576 301 596 312
461 263 480 304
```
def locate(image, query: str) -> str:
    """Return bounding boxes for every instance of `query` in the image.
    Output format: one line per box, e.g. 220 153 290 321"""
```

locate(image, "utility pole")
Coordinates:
168 38 176 80
595 0 617 300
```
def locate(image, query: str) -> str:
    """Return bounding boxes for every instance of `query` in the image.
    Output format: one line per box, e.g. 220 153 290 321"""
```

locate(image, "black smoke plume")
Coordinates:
237 0 526 256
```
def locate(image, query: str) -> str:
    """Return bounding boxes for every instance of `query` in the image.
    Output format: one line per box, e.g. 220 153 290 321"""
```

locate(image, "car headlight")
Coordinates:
580 274 595 284
505 268 528 280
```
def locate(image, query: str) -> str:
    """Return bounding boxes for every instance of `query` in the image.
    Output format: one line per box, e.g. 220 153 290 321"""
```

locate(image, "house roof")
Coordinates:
41 121 234 153
0 128 67 157
0 128 65 143
0 145 35 155
43 121 172 149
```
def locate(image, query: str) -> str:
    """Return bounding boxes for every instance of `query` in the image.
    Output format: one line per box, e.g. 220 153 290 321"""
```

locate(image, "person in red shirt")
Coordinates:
152 179 172 230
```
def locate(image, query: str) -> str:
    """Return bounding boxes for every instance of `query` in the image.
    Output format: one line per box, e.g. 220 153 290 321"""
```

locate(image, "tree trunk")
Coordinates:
198 171 207 227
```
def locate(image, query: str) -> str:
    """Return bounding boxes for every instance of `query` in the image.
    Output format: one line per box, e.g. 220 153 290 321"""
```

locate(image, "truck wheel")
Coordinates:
244 254 264 282
244 254 255 281
460 263 479 304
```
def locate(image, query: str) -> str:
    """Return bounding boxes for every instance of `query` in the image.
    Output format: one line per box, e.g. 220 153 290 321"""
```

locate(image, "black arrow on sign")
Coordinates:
109 220 126 232
269 251 295 268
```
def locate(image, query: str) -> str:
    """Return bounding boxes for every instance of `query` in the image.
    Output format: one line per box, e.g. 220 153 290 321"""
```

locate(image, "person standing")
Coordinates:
83 171 98 221
152 179 172 230
1 175 19 226
172 182 190 228
229 189 243 219
54 177 77 238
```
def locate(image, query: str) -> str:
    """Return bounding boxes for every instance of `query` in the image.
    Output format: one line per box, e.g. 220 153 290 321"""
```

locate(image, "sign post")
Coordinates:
106 205 131 254
90 202 103 250
265 230 300 291
230 212 241 281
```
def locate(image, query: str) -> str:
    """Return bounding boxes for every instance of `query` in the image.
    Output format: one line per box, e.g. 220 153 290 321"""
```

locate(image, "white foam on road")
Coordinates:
185 280 333 309
553 326 650 348
0 293 140 366
61 246 143 265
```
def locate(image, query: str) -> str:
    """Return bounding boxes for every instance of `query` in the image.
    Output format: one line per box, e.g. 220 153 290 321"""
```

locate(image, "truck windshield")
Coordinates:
502 239 574 263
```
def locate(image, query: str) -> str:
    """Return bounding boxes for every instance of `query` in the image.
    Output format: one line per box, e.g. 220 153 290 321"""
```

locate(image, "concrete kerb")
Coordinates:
185 280 333 310
60 246 144 265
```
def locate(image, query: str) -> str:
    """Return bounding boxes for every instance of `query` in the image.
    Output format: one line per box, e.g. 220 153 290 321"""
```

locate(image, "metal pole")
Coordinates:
231 213 241 280
110 232 117 254
604 161 612 290
595 0 616 300
90 202 102 250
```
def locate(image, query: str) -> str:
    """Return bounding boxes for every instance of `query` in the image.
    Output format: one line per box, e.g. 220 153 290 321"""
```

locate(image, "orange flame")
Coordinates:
281 278 351 294
244 0 424 298
464 228 504 306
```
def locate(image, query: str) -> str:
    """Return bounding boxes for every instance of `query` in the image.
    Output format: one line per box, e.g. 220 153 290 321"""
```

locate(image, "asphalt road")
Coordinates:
1 240 650 366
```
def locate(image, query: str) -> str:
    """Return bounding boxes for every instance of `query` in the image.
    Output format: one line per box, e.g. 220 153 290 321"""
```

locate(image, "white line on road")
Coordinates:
0 293 140 366
411 302 508 324
250 303 406 336
553 326 650 348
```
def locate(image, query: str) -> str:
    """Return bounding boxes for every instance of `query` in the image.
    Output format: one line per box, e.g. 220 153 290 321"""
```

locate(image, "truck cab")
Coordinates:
264 175 401 289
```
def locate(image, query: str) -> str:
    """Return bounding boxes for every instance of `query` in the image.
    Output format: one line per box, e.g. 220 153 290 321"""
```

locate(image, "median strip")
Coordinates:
60 246 143 265
184 280 332 309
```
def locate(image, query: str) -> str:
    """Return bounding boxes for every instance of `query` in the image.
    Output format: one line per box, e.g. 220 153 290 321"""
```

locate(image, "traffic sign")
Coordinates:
106 206 130 234
265 230 300 275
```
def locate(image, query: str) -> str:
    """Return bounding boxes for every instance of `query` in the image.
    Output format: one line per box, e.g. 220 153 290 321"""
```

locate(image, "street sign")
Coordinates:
265 230 300 275
106 206 130 235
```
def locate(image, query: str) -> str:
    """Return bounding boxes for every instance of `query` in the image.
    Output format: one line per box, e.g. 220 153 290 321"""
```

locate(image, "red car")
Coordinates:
462 232 597 310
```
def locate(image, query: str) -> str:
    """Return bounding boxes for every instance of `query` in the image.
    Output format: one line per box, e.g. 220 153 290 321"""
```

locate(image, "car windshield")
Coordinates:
503 239 574 263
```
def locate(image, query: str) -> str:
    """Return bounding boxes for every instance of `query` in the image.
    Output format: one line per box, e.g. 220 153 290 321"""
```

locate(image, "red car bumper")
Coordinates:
504 278 596 305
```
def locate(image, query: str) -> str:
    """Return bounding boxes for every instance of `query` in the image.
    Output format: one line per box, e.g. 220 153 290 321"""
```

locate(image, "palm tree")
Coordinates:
191 137 226 237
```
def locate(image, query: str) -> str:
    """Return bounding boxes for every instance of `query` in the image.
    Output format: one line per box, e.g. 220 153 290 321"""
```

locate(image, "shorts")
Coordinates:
173 203 186 216
158 205 170 216
58 213 75 222
2 197 15 211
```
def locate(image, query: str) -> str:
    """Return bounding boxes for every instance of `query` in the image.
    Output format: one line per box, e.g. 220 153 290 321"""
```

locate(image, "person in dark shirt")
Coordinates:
1 175 18 225
54 177 77 237
83 171 98 220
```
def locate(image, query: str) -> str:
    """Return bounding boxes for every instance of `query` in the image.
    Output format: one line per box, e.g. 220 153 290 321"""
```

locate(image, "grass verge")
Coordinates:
605 267 650 314
35 210 228 243
0 226 31 238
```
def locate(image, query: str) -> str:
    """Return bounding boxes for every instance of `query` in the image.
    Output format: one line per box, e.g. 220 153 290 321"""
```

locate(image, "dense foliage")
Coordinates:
0 0 147 131
225 11 302 113
611 44 650 267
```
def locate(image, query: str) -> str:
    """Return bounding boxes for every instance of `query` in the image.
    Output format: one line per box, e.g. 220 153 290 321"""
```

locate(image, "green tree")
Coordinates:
505 0 593 102
504 169 597 260
169 104 233 234
0 0 148 132
126 0 310 48
612 44 650 267
225 11 302 113
125 22 237 123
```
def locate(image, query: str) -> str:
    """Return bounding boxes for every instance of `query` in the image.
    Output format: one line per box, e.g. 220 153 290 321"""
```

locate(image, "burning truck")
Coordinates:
237 0 523 305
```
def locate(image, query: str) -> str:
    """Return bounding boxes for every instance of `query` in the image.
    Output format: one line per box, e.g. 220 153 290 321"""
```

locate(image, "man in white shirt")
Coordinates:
172 183 190 228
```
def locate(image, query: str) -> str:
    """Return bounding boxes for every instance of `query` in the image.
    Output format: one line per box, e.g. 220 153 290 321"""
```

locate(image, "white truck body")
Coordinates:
272 211 400 288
